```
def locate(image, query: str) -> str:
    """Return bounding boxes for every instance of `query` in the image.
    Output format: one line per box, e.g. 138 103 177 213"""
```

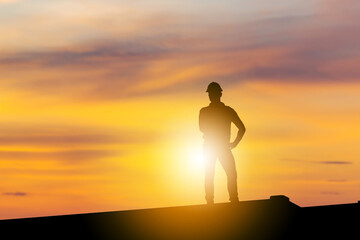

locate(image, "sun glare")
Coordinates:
186 144 204 170
166 122 205 187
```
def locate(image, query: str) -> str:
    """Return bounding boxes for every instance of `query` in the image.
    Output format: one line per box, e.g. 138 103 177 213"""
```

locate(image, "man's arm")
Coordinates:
229 109 246 149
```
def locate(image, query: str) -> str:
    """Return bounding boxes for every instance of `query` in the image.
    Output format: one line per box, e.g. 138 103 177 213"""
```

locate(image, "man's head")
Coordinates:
206 82 222 103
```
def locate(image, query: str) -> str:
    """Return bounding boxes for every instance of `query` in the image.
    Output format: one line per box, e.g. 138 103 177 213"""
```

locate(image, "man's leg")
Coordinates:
219 148 238 202
204 145 216 204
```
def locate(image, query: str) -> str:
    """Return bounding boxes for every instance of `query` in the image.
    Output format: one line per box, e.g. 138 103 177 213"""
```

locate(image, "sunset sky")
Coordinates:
1 0 360 219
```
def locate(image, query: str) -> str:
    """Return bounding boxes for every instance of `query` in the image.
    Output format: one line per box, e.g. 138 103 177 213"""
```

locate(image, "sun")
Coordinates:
185 145 204 170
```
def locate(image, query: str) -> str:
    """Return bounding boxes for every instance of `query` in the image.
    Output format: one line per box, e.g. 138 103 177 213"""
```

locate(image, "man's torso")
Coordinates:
199 102 236 145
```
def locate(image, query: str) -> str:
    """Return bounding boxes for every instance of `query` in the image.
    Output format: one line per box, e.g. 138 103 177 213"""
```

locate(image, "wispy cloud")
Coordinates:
320 191 341 195
0 149 119 163
0 123 154 147
1 9 359 102
281 159 353 165
2 192 27 196
0 40 171 68
0 134 118 146
9 4 354 109
327 179 348 182
319 161 352 165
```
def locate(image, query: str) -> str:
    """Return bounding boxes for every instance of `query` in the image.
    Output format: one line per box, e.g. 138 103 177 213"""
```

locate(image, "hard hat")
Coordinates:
206 82 222 93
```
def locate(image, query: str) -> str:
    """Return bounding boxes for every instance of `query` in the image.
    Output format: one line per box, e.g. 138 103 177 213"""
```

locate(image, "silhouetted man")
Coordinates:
199 82 246 204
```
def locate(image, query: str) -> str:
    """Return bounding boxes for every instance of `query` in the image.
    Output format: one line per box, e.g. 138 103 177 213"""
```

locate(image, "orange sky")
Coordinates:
1 0 360 219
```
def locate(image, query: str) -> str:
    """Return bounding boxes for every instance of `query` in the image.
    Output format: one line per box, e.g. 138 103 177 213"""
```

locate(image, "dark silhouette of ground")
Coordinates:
1 195 358 240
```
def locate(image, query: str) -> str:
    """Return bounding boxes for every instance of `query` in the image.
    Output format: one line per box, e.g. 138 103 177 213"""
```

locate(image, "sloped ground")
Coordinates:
0 195 358 240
